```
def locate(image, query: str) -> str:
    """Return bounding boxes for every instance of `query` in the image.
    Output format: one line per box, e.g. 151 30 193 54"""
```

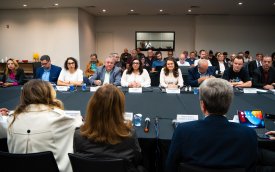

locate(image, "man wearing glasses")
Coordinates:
35 55 62 84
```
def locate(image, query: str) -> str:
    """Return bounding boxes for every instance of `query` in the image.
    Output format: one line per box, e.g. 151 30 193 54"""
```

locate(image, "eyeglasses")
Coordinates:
41 61 49 66
68 62 75 65
133 62 140 65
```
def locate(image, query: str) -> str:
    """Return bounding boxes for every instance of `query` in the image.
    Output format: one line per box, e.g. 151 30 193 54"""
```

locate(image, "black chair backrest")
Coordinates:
68 153 126 172
179 66 190 75
149 72 160 87
179 163 245 172
0 151 59 172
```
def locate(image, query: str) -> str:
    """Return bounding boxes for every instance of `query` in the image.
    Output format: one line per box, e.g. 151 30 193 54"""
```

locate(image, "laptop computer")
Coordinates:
237 110 269 137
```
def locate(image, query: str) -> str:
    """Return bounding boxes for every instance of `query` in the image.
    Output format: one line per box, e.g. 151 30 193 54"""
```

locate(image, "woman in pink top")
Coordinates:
0 58 25 87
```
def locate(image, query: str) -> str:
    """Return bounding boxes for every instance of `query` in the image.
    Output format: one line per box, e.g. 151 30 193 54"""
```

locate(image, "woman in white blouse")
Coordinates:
160 57 184 88
217 52 229 75
121 58 151 87
57 57 83 86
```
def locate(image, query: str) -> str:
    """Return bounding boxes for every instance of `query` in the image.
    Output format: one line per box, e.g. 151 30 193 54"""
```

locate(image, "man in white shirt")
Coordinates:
177 53 190 66
194 50 212 66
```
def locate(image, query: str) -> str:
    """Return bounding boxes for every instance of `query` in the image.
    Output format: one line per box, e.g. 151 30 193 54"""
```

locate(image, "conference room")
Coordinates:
1 0 275 172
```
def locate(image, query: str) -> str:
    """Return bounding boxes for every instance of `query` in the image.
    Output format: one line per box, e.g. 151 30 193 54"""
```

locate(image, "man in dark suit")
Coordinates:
166 78 258 172
252 56 275 90
89 56 121 86
248 53 263 77
35 55 61 84
187 59 216 87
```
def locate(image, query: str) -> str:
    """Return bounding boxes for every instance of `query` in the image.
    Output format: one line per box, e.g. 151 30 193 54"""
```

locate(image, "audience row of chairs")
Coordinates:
0 150 245 172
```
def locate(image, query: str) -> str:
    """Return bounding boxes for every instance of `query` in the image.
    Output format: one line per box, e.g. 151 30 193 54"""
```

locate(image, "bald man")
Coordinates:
187 59 216 87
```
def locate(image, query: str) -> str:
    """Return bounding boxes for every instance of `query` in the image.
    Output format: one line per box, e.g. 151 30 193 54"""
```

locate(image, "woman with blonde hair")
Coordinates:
74 84 144 172
0 58 25 87
7 79 82 172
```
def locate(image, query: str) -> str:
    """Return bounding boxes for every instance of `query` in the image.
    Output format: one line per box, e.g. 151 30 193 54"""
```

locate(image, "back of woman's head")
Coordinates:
81 84 132 144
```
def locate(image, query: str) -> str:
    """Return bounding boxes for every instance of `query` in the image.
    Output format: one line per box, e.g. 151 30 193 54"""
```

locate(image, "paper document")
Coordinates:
177 114 198 122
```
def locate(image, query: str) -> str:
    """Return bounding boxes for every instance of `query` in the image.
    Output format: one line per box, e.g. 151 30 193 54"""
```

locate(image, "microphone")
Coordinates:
144 117 150 133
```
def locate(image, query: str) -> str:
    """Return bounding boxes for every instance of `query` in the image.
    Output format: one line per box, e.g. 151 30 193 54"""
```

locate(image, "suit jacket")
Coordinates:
2 68 25 85
7 104 83 172
166 115 258 172
89 66 121 86
252 66 275 88
187 66 216 87
248 60 261 77
35 64 62 84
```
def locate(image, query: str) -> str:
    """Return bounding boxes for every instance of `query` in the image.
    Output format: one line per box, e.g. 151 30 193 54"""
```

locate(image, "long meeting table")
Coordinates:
1 86 275 172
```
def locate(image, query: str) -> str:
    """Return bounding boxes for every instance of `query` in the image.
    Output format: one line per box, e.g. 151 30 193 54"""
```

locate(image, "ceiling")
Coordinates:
0 0 275 16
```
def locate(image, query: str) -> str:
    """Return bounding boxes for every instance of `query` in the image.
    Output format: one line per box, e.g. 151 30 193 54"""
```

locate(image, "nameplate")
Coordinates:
90 86 100 92
243 88 257 94
65 110 81 117
177 114 198 122
129 88 142 93
166 88 180 94
124 112 133 121
56 86 69 91
229 115 239 123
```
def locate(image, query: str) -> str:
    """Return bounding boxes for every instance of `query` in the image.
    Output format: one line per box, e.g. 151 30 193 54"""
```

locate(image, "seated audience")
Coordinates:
126 49 138 69
252 56 275 90
74 84 144 172
228 53 236 67
84 53 103 78
121 58 151 87
187 59 215 87
166 78 258 172
177 53 190 67
248 53 263 77
57 57 83 86
216 52 229 75
160 57 183 88
7 79 82 172
120 48 131 69
222 55 252 88
35 55 62 84
0 58 25 87
144 49 156 71
0 108 9 139
151 51 165 72
194 50 212 66
136 48 145 59
186 51 196 66
112 53 124 70
244 50 253 63
89 56 121 86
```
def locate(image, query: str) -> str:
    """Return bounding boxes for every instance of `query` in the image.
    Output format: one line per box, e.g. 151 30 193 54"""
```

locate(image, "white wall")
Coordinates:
78 9 96 70
95 15 195 59
0 8 79 67
95 15 275 58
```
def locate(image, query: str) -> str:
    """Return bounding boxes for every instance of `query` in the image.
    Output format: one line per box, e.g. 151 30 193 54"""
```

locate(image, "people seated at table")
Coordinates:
187 59 215 87
57 57 83 86
222 55 252 88
166 78 258 172
215 52 229 75
0 58 25 87
35 55 62 84
151 51 165 72
84 53 103 78
177 53 190 67
194 50 212 66
248 53 263 77
74 84 144 172
89 56 121 86
121 58 151 88
7 79 82 172
252 56 275 90
160 57 183 88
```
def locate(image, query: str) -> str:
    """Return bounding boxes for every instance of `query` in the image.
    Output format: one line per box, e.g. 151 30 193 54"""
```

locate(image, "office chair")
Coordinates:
179 163 245 172
0 151 59 172
68 153 126 172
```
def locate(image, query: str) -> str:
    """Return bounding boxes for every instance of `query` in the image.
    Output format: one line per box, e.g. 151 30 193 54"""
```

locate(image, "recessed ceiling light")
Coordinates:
273 2 275 5
188 9 192 12
238 2 243 5
54 3 59 6
130 9 134 12
159 9 163 12
102 9 106 13
23 4 27 7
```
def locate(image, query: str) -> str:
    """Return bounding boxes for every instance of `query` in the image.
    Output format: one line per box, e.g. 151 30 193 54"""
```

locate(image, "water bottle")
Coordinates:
82 83 87 91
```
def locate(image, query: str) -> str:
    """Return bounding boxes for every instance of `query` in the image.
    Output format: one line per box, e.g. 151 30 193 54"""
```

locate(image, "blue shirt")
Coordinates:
152 60 165 68
41 68 50 81
186 58 195 65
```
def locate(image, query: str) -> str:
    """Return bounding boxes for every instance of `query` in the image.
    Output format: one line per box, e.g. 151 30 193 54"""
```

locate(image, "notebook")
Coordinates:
237 110 268 136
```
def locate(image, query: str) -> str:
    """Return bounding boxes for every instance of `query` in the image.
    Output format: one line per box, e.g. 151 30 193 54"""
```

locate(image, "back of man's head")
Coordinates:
199 78 233 115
